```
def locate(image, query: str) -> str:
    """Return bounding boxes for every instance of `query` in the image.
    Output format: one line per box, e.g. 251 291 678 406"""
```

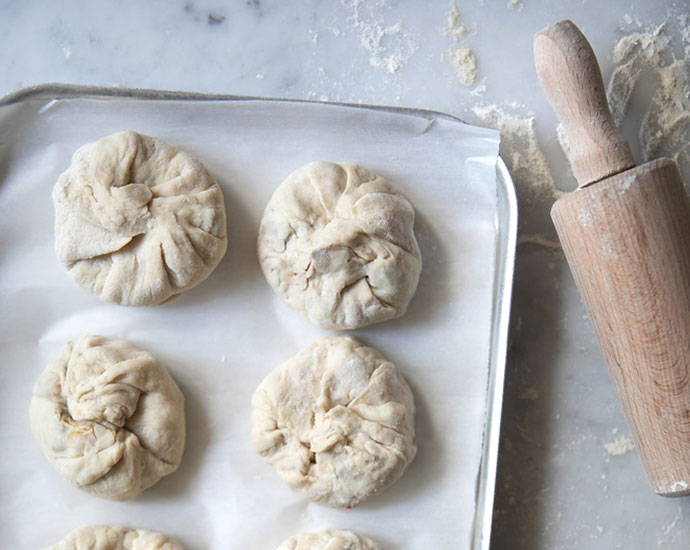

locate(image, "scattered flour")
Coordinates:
603 434 635 456
470 79 488 96
607 20 689 184
341 0 417 74
620 13 642 30
472 103 563 201
656 508 683 546
441 2 480 88
507 0 523 11
607 23 669 124
445 47 477 86
443 3 468 41
682 14 690 56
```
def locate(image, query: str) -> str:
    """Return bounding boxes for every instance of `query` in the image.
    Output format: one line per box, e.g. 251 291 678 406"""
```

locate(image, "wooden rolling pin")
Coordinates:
534 20 690 496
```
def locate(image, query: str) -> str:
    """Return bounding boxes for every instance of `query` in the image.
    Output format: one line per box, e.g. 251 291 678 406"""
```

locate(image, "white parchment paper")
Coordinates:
0 96 499 549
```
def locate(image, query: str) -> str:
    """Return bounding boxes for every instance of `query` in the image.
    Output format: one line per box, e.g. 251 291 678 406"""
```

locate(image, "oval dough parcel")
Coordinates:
252 336 416 508
258 161 421 329
54 130 227 306
30 335 186 501
277 529 380 550
49 525 183 550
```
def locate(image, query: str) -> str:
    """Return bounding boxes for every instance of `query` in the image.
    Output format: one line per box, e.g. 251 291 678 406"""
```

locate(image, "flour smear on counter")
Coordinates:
607 15 690 185
472 103 562 202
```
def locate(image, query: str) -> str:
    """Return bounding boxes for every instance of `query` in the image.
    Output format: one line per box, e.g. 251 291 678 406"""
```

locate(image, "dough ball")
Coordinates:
252 336 416 508
54 130 227 306
49 525 183 550
30 335 185 501
277 529 379 550
258 161 421 329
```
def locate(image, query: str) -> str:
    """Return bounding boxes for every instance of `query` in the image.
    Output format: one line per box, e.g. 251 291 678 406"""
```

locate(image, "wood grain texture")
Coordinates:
552 159 690 496
534 20 635 187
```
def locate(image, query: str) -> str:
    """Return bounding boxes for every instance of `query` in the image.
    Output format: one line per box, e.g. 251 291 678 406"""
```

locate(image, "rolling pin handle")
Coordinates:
534 20 635 186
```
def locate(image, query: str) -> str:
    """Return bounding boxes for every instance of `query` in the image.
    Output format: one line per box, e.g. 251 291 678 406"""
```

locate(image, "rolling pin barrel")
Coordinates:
536 20 690 496
551 160 690 496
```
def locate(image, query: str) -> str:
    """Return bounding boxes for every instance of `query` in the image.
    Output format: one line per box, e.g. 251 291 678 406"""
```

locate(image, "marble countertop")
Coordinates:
1 1 688 548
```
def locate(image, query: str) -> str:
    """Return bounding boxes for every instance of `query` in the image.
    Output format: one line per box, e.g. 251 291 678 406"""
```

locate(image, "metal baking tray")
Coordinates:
0 84 516 550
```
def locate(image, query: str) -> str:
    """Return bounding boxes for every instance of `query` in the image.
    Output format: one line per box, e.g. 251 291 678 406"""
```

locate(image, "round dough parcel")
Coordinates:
258 161 421 330
252 336 416 508
54 130 227 306
49 525 183 550
277 529 380 550
30 335 186 501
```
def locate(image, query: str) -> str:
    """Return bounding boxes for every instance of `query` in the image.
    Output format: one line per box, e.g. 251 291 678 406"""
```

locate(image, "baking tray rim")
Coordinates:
0 83 518 550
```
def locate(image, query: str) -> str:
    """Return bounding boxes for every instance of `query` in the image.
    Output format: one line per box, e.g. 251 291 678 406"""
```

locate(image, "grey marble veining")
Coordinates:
1 1 689 548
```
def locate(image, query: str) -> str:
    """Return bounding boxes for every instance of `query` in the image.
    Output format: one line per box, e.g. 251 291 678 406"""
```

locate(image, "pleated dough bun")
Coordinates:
258 161 421 329
277 529 379 550
252 336 416 508
54 130 227 306
30 335 185 501
49 525 183 550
